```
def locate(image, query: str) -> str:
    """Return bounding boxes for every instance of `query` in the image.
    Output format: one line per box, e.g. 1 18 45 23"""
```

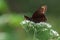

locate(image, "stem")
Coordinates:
33 28 37 40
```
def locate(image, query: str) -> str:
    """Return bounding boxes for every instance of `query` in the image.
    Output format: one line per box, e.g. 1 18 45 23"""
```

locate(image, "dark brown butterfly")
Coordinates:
24 5 47 23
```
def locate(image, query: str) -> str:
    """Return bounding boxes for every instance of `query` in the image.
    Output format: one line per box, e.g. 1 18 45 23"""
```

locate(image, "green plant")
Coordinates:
20 20 60 40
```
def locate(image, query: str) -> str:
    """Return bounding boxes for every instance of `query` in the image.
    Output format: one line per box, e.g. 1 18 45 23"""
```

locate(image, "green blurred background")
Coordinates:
0 0 60 40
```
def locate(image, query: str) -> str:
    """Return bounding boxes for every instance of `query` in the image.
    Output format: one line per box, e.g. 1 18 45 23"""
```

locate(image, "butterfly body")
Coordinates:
24 5 47 23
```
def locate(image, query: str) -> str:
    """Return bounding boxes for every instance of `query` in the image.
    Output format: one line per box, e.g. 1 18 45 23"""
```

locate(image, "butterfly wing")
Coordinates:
24 15 32 21
31 5 47 23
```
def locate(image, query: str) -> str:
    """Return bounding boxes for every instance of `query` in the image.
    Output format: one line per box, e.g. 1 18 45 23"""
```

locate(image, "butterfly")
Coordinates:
24 5 47 23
